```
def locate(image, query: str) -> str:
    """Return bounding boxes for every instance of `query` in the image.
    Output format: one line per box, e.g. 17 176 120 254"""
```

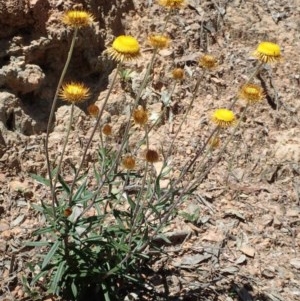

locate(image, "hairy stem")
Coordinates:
68 63 122 205
45 28 78 214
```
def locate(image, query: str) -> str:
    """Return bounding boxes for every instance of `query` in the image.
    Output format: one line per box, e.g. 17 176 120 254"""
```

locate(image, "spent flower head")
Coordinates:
106 35 140 62
63 208 73 217
253 41 281 63
172 68 185 80
133 106 148 126
102 124 112 136
158 0 185 9
239 83 265 104
63 10 94 28
148 34 170 49
122 155 136 170
145 149 159 163
212 109 236 128
199 54 218 69
59 82 90 103
87 104 99 117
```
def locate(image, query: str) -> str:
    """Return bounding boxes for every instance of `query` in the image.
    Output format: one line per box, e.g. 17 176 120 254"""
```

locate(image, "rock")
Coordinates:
0 222 10 232
270 128 300 163
273 216 282 228
260 214 274 227
235 254 247 264
286 208 300 217
262 267 276 278
0 56 45 93
0 92 39 135
290 258 300 269
239 245 256 258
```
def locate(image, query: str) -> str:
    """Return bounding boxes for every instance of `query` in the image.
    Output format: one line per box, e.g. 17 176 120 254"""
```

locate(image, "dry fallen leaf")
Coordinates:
201 229 225 242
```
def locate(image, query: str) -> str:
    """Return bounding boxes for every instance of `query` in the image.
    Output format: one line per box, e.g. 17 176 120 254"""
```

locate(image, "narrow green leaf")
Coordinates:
30 173 50 187
41 240 61 269
50 260 66 295
101 283 111 301
33 226 55 236
31 270 49 286
93 164 100 182
155 233 172 244
30 203 45 213
73 178 88 201
68 161 77 174
71 280 78 298
57 174 70 193
25 241 51 247
127 196 136 211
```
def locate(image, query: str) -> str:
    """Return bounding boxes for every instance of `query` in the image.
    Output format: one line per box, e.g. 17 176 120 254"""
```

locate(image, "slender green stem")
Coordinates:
187 104 250 192
45 27 78 213
52 103 75 201
146 63 264 230
68 63 122 205
109 48 159 171
76 50 161 219
128 124 150 238
132 80 178 156
162 10 172 32
189 127 221 176
167 73 203 157
75 10 174 220
101 9 171 176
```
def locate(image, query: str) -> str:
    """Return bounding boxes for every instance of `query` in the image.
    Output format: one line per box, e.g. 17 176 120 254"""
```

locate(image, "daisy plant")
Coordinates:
45 9 94 212
27 3 283 300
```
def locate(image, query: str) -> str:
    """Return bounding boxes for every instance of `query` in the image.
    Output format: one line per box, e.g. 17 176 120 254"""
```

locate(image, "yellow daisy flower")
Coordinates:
106 35 140 62
63 10 94 28
148 34 170 49
239 83 265 104
59 82 90 103
199 54 218 69
253 41 281 63
212 109 236 128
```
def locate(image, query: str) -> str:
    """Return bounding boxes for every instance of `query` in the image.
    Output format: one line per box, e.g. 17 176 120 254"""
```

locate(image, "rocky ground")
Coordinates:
0 0 300 300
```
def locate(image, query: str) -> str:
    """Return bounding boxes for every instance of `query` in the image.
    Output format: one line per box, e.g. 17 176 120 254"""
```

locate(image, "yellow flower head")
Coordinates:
239 83 265 104
106 35 140 62
87 104 99 117
212 109 236 128
59 82 90 103
145 149 159 163
172 68 185 80
199 54 218 69
253 41 281 63
122 155 136 170
63 10 94 28
102 124 112 136
133 106 148 126
158 0 185 9
148 34 170 49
